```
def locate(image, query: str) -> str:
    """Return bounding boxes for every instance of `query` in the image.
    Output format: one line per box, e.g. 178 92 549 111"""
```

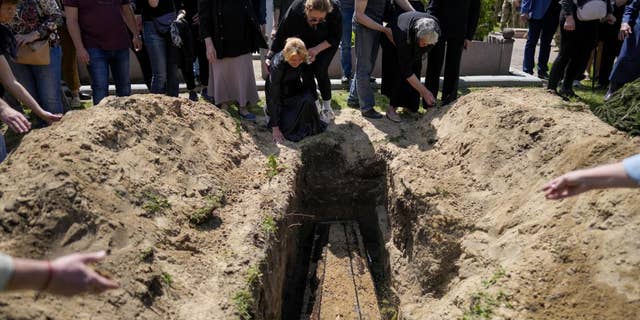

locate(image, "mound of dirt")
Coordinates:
0 95 297 319
0 88 638 320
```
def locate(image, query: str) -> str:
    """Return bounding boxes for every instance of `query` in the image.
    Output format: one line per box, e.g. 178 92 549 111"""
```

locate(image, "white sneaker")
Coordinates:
322 107 335 120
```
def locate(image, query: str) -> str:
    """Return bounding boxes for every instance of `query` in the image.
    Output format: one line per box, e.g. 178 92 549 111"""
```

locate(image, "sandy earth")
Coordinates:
0 88 638 320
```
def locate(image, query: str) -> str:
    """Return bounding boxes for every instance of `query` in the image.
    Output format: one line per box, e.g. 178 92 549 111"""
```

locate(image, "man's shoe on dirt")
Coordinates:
361 109 383 119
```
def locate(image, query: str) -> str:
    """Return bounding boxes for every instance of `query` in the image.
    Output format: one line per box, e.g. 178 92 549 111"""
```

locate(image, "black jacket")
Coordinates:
266 52 317 127
199 0 268 58
426 0 480 40
270 0 342 54
394 11 439 79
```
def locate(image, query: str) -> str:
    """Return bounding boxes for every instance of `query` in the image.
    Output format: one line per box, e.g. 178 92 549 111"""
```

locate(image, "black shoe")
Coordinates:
347 100 360 109
441 95 457 106
341 76 351 84
369 77 376 83
79 92 92 101
361 109 383 119
188 91 198 102
558 87 577 99
538 72 549 80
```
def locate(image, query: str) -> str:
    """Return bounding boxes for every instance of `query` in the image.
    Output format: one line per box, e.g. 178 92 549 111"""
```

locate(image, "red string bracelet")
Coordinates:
41 261 53 291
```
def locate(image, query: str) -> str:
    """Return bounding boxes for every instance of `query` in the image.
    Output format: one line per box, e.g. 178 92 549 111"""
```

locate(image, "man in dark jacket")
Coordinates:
424 0 480 106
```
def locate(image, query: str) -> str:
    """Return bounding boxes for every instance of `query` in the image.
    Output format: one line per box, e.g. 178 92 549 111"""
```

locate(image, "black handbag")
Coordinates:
152 0 178 35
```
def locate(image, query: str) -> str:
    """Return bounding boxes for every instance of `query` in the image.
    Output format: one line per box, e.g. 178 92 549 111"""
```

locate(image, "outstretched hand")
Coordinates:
542 172 592 200
0 105 30 134
48 251 119 296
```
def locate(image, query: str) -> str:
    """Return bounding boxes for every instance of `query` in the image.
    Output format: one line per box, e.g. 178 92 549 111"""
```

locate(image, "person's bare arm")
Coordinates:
543 162 638 200
65 6 90 64
406 74 435 106
0 56 61 124
0 98 30 134
122 4 142 51
5 251 119 296
354 0 393 43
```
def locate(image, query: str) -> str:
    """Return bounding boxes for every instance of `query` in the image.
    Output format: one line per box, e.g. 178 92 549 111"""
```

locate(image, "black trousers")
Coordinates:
425 37 465 103
192 24 209 86
548 17 599 91
312 45 338 101
598 38 622 87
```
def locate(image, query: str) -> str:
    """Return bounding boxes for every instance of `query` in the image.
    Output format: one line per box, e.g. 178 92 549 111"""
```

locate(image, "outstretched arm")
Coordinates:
542 155 640 200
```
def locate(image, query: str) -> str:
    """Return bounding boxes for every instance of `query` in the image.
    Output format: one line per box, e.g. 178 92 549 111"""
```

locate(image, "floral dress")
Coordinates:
8 0 63 45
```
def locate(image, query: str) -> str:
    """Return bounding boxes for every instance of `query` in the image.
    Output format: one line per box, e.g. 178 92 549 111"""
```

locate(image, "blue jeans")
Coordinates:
340 7 354 78
87 48 131 105
523 4 559 75
9 45 63 122
144 21 179 96
348 23 380 111
0 134 6 163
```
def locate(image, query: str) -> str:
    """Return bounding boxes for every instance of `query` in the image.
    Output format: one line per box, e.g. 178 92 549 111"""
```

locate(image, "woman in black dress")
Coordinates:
381 11 440 122
266 37 326 143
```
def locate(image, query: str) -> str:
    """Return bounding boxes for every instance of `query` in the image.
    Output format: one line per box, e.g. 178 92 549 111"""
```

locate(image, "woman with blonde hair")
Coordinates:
267 0 341 123
266 37 326 143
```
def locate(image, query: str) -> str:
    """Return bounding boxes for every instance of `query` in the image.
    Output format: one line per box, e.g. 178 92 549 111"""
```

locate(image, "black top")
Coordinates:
427 0 480 40
271 0 342 54
138 0 182 21
199 0 268 58
393 11 439 79
267 52 318 127
599 1 625 41
0 25 16 58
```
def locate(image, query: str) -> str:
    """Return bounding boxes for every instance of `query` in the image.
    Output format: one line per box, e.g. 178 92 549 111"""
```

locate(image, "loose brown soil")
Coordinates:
0 88 638 320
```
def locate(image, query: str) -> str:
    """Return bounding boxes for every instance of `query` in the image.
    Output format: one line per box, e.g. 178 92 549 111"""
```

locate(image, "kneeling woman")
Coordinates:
382 11 440 122
266 38 327 143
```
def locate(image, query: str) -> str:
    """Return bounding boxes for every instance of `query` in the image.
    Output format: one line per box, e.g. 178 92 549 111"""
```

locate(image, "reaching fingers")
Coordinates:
77 251 107 264
87 270 119 293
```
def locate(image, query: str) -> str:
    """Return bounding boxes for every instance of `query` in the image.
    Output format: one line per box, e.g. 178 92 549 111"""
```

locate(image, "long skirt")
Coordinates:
610 22 640 85
208 53 258 107
278 91 327 142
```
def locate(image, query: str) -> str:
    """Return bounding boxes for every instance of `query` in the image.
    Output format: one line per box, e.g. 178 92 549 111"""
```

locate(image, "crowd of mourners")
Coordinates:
0 0 639 300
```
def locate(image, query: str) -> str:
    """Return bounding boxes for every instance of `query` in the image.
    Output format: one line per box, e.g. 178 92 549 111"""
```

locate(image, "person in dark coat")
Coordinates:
520 0 561 79
548 0 614 99
424 0 481 106
268 0 341 123
381 11 439 122
266 37 326 143
597 0 626 89
199 0 267 120
606 0 640 100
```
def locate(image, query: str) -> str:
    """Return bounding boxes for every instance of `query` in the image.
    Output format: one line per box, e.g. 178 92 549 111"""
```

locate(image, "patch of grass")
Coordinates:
140 247 154 263
161 272 173 286
234 119 243 140
189 192 226 226
261 215 277 237
232 289 254 320
266 154 285 181
141 191 171 215
461 268 513 320
245 265 262 287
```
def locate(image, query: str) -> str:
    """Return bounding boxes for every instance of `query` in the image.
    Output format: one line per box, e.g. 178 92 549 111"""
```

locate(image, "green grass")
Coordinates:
161 272 173 286
245 265 262 287
232 289 254 320
461 268 513 320
189 192 226 226
141 191 171 215
266 154 285 181
261 215 277 237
